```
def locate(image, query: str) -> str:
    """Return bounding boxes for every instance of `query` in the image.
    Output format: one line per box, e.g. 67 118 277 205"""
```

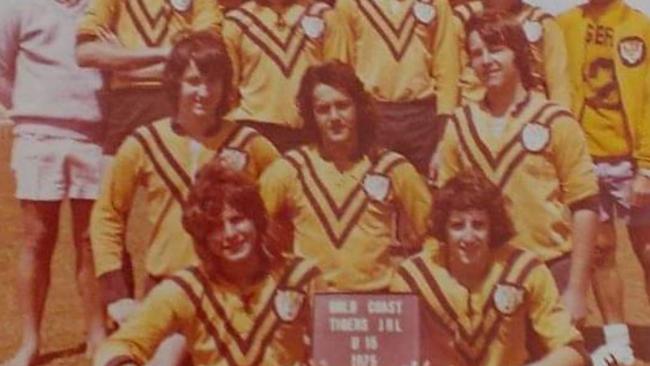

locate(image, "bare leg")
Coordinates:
3 201 60 366
628 223 650 303
70 199 106 357
590 221 637 365
592 221 625 324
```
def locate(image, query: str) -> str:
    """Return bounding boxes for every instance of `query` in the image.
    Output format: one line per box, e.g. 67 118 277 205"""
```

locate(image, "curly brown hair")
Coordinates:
430 170 515 249
465 10 538 91
182 159 290 279
296 60 380 160
163 31 234 117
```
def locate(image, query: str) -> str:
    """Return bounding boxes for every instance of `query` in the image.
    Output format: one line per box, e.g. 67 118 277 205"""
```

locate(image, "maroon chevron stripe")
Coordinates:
355 0 419 60
124 0 173 47
497 109 572 189
226 9 308 77
169 275 239 366
451 111 483 172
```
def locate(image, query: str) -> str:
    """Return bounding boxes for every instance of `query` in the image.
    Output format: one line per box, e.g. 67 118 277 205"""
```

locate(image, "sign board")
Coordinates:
312 293 421 366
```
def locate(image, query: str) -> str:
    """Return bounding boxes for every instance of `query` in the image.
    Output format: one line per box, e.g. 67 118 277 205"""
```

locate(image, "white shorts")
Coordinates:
11 133 103 201
594 159 650 226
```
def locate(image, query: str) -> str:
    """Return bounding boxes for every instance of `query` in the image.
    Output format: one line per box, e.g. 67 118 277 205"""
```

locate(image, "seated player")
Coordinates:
260 61 432 291
90 32 279 365
93 160 321 366
452 0 571 107
434 11 599 324
391 170 589 366
91 31 278 323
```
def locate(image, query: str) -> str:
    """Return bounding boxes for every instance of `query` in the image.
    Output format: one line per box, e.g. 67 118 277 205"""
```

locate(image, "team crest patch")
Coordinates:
618 36 646 67
169 0 191 11
301 15 325 39
522 20 542 43
219 148 248 172
412 0 436 24
363 173 391 202
493 283 525 315
273 288 306 322
521 122 550 153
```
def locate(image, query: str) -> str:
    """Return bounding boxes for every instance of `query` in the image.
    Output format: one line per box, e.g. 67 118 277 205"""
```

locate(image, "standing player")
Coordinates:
452 0 571 107
334 0 459 173
222 0 347 153
558 1 650 364
75 0 221 155
435 12 599 324
0 0 106 365
94 160 321 366
91 32 278 339
260 61 432 291
392 170 588 366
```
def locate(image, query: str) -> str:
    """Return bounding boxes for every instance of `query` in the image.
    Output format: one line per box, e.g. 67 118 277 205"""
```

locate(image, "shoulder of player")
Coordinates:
374 149 416 176
274 256 322 287
305 0 333 16
142 270 202 307
624 7 650 32
232 123 270 148
260 147 305 178
495 246 546 287
527 95 575 127
159 267 215 304
556 6 582 27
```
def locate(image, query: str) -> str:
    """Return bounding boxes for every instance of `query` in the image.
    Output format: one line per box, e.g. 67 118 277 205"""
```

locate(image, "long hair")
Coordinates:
163 31 234 117
182 159 289 281
465 10 537 91
430 169 515 249
296 60 379 160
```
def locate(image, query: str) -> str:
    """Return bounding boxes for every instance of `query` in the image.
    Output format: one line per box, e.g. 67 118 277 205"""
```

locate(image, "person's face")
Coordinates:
208 203 259 268
178 61 224 119
468 31 520 91
446 209 491 271
312 83 359 147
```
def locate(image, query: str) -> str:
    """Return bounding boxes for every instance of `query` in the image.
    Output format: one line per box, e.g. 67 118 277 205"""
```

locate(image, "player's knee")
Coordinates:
22 222 57 254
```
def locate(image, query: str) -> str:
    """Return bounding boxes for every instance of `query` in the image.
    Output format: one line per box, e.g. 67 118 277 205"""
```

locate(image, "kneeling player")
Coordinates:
391 170 589 366
93 161 321 366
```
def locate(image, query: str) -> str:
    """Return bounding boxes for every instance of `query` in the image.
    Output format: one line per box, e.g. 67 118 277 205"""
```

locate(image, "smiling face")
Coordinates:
207 203 261 271
468 30 521 92
446 209 492 274
312 83 359 149
177 60 224 119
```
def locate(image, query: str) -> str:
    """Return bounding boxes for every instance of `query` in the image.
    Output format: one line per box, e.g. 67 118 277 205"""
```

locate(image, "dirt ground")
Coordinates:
0 130 649 365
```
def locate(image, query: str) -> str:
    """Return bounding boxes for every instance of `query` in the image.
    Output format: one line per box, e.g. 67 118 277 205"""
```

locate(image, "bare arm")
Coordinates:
112 62 166 81
562 208 598 324
76 39 170 70
0 1 19 107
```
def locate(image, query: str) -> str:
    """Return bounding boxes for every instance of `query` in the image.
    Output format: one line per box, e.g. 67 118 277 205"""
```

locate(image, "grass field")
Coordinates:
0 130 649 365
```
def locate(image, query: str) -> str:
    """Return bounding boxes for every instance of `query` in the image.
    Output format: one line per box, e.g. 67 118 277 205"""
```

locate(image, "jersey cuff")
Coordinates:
568 194 600 214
